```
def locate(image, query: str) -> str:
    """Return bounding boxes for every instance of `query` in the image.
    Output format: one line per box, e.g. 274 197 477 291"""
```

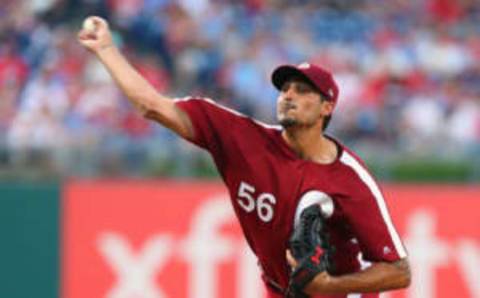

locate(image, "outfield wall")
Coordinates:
2 181 479 298
0 183 59 298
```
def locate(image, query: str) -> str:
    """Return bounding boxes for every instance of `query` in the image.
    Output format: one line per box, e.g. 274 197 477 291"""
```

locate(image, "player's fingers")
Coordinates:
77 33 97 51
89 16 108 30
286 249 298 268
77 31 95 45
77 31 91 40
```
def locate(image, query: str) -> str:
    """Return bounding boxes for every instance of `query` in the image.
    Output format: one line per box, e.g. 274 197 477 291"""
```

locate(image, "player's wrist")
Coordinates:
95 42 115 54
304 271 334 295
95 43 118 61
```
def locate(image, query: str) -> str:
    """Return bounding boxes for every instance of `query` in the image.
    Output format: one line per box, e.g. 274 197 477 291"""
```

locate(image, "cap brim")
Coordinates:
271 65 317 91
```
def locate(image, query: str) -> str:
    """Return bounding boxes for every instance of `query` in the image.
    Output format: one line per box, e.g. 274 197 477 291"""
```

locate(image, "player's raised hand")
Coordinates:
77 16 114 54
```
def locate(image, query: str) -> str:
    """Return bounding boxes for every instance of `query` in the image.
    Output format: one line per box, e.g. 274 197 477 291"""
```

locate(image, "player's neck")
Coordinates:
281 127 338 164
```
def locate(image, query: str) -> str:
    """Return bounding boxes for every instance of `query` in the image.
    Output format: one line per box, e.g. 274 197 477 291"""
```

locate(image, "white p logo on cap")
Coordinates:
298 62 311 69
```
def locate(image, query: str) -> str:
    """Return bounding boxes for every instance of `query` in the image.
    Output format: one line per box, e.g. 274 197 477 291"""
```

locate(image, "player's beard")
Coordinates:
279 117 297 128
279 117 316 129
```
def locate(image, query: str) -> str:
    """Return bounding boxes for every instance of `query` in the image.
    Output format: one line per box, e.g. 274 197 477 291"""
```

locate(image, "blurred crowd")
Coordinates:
0 0 479 177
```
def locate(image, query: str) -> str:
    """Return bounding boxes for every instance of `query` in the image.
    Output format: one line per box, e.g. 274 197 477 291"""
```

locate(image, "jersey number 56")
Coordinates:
237 181 277 222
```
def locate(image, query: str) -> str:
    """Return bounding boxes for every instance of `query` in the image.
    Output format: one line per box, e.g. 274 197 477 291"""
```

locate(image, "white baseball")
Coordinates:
82 18 96 32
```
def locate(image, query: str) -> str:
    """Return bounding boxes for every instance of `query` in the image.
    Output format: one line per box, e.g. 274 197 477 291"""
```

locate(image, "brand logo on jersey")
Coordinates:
298 62 311 69
383 246 392 255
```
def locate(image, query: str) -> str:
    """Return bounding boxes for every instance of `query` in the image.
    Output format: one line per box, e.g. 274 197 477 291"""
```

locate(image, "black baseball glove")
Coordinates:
286 205 334 298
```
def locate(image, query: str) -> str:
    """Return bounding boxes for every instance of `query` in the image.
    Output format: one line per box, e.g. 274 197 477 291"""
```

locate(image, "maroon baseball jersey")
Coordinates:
175 97 407 298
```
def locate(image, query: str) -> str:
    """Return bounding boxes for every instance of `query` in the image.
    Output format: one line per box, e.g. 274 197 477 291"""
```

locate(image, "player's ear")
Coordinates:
320 97 334 117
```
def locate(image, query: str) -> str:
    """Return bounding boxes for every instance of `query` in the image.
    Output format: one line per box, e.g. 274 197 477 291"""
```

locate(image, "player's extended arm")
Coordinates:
287 252 410 295
77 16 193 139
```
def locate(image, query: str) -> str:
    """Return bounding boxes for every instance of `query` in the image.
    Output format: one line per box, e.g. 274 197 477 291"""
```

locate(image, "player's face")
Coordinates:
277 79 333 129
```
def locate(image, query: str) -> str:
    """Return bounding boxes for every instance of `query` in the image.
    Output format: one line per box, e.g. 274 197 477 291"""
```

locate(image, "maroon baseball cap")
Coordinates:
271 62 339 107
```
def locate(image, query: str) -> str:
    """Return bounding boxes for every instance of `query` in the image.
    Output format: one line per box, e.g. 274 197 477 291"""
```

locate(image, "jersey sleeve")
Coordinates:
339 152 407 263
174 97 248 167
